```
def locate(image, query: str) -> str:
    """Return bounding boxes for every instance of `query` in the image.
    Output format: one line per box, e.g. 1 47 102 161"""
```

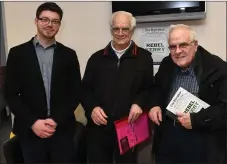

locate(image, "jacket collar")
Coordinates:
166 45 221 85
33 36 57 49
195 45 222 84
29 37 60 48
103 40 138 57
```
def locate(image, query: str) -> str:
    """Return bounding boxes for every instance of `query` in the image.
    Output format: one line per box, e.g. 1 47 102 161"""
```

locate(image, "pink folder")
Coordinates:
114 113 150 155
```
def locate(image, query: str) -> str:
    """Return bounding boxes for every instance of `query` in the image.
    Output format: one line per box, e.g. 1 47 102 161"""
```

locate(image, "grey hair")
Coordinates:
168 24 197 42
110 11 136 30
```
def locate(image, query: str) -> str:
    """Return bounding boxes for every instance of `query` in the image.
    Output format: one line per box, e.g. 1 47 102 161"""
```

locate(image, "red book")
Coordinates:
114 113 150 155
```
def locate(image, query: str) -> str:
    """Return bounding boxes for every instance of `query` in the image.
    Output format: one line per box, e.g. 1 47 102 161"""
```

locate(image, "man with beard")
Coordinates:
5 2 81 163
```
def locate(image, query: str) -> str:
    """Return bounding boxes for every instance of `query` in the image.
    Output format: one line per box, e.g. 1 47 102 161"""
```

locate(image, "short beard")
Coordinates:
37 28 56 40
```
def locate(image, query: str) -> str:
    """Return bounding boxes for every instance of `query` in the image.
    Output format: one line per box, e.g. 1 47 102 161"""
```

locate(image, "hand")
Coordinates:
45 118 57 130
91 107 108 126
31 119 55 138
128 104 142 123
176 112 192 129
149 106 162 126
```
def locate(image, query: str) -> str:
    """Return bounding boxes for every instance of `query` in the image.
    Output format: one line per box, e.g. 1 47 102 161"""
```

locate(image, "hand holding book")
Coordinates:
166 87 210 117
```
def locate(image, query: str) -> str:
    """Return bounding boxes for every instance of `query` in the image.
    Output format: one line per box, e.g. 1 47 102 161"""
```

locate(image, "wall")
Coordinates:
3 1 226 125
0 2 6 66
133 2 226 61
3 1 112 76
4 2 226 74
3 2 226 162
3 1 113 125
3 2 226 75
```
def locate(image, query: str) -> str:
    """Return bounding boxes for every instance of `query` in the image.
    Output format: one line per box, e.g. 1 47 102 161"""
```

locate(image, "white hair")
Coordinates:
110 11 136 30
168 24 197 42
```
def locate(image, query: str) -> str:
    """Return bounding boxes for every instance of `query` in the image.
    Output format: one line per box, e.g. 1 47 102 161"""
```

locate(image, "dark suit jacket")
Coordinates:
152 46 227 164
5 38 81 139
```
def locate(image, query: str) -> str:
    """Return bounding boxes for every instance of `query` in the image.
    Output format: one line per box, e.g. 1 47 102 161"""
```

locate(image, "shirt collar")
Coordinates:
104 40 138 57
33 36 56 49
181 64 194 76
176 58 196 77
111 40 132 53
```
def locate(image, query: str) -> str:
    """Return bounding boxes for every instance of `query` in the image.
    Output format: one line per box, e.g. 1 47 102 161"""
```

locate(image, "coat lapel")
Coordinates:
194 47 222 100
163 56 177 91
196 46 220 86
49 43 61 108
27 39 46 93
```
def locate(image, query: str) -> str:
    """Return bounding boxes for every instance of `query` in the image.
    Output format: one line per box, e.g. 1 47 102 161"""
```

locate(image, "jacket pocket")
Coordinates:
199 79 220 104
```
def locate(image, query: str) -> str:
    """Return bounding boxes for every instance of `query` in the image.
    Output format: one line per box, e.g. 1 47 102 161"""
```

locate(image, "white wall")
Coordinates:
3 1 112 76
3 3 227 161
3 2 226 77
3 1 226 126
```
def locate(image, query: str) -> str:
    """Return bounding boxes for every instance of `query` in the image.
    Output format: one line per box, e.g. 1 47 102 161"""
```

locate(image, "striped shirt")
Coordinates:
167 63 199 106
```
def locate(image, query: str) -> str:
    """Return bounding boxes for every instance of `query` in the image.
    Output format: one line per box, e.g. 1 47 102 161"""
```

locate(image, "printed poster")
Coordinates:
136 26 170 66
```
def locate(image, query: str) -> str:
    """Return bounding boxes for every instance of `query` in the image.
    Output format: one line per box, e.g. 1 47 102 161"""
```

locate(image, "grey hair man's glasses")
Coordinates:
168 40 196 52
111 26 131 34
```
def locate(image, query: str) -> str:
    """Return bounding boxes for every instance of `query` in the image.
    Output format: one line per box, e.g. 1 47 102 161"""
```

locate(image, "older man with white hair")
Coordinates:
149 24 227 164
81 11 154 163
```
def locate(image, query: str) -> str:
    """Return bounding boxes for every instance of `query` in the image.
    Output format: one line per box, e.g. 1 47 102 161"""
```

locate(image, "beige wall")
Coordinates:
3 2 226 75
133 2 226 61
3 1 112 76
3 2 226 125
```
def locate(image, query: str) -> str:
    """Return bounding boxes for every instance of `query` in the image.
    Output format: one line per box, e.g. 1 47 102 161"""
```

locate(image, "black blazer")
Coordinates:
152 46 227 164
5 38 81 139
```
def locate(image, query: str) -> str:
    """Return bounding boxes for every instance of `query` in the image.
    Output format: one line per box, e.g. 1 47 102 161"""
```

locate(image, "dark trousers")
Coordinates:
155 120 207 164
19 134 76 164
86 126 137 164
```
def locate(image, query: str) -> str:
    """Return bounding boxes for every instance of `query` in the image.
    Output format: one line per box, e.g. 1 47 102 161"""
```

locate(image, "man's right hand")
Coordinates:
149 106 162 126
45 118 57 130
91 107 108 126
31 119 55 138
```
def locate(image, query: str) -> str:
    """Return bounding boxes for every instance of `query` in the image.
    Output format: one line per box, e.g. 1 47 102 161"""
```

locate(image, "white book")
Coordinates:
166 87 210 115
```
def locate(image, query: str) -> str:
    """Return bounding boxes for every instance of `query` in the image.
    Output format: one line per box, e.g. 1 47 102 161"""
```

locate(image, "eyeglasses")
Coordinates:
168 40 195 52
37 17 61 26
111 26 131 34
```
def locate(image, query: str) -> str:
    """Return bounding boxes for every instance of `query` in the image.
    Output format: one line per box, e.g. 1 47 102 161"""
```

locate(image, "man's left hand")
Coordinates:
128 104 142 123
176 112 192 129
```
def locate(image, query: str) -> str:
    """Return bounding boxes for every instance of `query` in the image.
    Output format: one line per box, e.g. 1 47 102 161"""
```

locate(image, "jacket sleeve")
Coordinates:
51 50 81 126
133 53 155 111
191 75 227 131
5 48 38 128
81 55 99 118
